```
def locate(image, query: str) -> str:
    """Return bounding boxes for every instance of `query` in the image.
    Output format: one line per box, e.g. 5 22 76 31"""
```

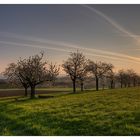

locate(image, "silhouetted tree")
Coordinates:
3 63 29 96
47 62 60 86
77 60 88 92
132 73 139 87
106 70 115 89
116 69 139 88
126 69 137 87
136 75 140 86
116 69 125 88
100 75 106 90
17 52 57 98
87 61 114 91
62 51 87 93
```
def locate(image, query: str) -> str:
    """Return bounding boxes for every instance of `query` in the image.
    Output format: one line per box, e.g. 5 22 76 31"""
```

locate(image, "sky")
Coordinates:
1 4 140 75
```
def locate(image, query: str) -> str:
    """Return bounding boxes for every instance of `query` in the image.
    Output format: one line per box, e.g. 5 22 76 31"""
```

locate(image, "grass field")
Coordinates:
0 87 140 136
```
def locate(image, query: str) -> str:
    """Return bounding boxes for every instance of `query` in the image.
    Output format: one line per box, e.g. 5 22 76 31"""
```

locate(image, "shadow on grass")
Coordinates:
17 111 107 136
0 98 140 135
0 112 42 136
0 88 96 103
18 111 140 136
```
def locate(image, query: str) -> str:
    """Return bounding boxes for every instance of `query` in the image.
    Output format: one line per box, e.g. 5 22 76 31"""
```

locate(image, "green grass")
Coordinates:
0 87 140 136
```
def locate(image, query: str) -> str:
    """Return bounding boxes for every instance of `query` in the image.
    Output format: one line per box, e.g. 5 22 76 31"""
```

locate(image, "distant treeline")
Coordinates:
0 51 140 98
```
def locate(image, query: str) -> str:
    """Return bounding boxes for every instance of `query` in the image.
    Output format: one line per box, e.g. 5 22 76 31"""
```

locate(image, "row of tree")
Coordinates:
3 52 60 98
2 51 140 98
62 51 140 92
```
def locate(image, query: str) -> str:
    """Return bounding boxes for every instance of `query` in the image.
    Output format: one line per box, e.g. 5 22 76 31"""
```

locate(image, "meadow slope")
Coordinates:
0 88 140 136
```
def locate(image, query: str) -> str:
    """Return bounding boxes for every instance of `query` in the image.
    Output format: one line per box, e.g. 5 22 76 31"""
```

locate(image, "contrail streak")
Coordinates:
1 32 140 63
1 39 140 64
0 40 124 62
82 5 140 43
0 40 70 53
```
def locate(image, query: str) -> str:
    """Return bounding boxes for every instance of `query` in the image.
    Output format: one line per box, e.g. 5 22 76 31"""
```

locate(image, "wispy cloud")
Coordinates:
0 39 123 62
1 31 140 64
0 40 70 53
81 5 140 44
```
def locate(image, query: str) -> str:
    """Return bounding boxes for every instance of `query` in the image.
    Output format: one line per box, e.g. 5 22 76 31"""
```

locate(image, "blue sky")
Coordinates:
1 5 140 74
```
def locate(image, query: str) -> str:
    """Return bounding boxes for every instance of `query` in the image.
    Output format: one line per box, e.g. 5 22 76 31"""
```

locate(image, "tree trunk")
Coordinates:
110 80 113 89
72 80 76 93
31 86 35 98
128 82 130 87
102 84 104 90
113 82 115 89
24 87 28 96
95 76 99 91
81 81 84 92
124 83 127 88
101 79 104 90
133 79 136 87
121 80 123 88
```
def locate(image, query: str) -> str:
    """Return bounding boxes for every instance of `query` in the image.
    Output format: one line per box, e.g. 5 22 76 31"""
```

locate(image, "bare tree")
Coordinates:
116 69 125 88
136 75 140 86
3 63 29 96
87 61 114 91
100 75 106 90
106 70 115 89
62 51 87 93
117 70 128 88
77 62 88 92
116 69 139 88
125 69 132 87
132 73 139 87
126 69 139 87
47 63 60 86
16 52 50 98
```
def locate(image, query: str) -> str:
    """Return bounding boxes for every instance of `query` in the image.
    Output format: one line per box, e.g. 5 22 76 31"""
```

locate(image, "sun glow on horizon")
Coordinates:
1 5 140 75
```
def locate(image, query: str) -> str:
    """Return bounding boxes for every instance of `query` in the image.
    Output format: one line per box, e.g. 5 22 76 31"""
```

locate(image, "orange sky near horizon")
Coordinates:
1 5 140 76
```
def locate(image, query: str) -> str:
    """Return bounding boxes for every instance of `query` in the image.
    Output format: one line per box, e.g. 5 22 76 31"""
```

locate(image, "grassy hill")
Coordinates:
0 87 140 136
